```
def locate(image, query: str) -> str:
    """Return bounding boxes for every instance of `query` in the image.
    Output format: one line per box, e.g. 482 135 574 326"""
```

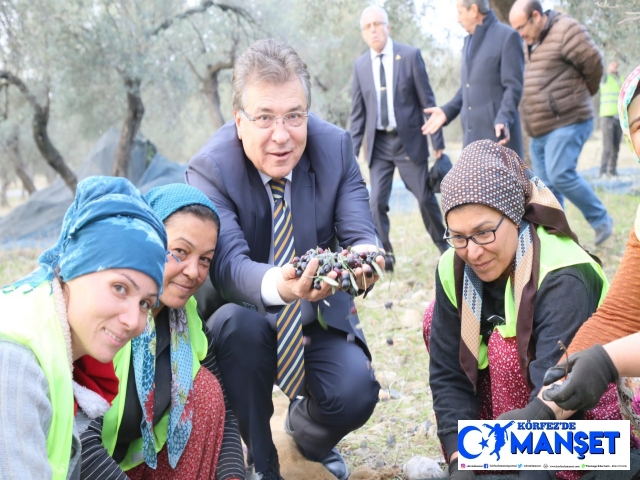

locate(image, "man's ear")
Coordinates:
233 110 242 140
531 10 541 23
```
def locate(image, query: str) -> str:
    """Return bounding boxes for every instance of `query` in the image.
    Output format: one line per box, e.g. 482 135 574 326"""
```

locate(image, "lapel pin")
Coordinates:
395 54 401 60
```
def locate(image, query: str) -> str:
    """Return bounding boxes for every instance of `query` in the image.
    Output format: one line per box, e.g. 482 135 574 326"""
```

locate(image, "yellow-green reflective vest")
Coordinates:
438 226 609 370
101 296 207 470
600 74 621 118
0 281 75 480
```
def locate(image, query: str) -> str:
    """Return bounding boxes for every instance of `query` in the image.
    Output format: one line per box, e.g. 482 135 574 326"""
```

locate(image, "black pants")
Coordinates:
207 304 380 472
600 116 622 175
369 131 448 253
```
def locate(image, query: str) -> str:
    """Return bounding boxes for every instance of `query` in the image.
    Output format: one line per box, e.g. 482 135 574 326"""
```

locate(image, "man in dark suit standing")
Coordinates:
186 39 383 480
423 0 524 158
349 6 449 267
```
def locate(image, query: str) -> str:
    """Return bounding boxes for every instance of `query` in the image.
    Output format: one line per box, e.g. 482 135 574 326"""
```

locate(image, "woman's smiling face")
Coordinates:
159 212 218 311
64 269 158 362
446 204 519 282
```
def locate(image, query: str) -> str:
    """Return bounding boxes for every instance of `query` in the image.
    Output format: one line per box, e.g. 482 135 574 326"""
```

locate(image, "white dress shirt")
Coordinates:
258 171 381 307
259 171 294 307
370 38 397 130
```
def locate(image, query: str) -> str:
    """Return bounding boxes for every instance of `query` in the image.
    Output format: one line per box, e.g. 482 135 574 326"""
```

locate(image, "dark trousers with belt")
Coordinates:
369 130 448 253
206 303 380 473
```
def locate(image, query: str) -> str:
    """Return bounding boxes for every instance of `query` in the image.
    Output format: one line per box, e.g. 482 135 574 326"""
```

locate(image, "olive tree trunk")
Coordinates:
202 61 233 130
490 0 516 23
5 127 36 195
0 70 77 193
113 76 144 178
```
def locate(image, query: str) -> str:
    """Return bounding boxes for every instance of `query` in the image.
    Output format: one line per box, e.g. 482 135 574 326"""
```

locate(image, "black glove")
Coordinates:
497 397 555 420
448 457 476 479
542 344 618 411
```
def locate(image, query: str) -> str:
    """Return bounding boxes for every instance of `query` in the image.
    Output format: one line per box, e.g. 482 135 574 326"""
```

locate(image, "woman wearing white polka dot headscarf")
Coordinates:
423 140 620 480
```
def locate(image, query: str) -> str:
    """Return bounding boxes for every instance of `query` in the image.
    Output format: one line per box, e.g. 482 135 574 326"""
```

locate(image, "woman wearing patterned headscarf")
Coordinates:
79 183 244 480
0 176 167 479
423 141 620 479
541 65 640 452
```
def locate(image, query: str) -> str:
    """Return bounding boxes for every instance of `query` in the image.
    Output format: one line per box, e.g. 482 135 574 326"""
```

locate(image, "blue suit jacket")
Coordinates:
349 41 445 166
186 115 379 354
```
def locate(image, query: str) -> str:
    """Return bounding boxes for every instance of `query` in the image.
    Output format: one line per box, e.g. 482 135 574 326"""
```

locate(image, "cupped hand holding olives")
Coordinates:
290 246 385 297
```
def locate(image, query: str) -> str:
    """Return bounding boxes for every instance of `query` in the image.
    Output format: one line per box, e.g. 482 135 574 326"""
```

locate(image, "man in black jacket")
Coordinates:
423 0 524 158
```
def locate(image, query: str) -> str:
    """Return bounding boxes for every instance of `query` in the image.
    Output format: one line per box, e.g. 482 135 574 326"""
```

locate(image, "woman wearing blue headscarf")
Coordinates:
0 176 168 480
80 184 245 480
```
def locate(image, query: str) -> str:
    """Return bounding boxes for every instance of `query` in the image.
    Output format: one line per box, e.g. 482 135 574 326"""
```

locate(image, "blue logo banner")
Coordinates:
457 420 630 470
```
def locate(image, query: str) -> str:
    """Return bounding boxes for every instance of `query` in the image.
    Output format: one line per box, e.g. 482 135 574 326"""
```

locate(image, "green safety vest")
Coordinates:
438 226 609 370
0 281 75 480
600 74 621 117
101 296 207 470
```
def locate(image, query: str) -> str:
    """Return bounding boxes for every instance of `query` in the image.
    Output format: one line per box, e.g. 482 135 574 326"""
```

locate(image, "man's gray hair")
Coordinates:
232 39 311 111
459 0 491 14
360 6 389 29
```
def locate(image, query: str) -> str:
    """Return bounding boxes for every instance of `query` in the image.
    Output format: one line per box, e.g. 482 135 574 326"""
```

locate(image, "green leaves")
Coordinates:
317 305 328 330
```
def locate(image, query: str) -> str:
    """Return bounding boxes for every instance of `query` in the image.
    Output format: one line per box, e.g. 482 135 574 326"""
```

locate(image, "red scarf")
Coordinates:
72 356 120 415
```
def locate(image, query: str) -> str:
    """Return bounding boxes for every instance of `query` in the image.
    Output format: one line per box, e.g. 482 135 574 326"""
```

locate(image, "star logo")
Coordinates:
480 437 489 449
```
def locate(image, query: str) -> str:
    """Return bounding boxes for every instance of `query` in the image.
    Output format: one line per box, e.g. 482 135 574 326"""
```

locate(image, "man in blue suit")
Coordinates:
187 39 383 480
349 5 449 266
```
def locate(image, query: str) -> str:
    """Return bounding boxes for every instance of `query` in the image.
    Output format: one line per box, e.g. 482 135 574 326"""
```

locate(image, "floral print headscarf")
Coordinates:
618 64 640 162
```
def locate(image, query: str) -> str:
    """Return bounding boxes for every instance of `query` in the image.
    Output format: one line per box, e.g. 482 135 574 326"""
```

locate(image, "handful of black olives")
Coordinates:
290 247 384 297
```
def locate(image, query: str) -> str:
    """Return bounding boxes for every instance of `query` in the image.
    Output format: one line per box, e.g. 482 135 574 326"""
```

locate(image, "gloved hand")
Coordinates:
497 397 555 420
448 457 476 479
542 344 618 411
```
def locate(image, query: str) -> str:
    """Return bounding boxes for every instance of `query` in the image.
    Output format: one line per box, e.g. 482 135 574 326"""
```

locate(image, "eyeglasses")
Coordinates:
362 21 387 31
240 109 309 129
513 13 533 33
444 215 506 249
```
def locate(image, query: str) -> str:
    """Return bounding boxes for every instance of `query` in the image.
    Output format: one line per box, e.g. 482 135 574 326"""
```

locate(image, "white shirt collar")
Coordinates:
369 38 394 61
259 170 293 186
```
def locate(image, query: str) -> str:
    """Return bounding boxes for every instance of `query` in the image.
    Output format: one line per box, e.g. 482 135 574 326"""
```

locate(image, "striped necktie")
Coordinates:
269 179 305 399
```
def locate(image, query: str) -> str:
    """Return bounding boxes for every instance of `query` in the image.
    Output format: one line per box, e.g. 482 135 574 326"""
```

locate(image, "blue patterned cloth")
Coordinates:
145 183 218 222
4 176 167 294
134 183 220 468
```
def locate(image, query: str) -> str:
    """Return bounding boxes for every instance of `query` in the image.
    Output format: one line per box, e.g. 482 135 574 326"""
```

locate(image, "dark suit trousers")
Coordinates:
206 303 380 472
369 131 448 253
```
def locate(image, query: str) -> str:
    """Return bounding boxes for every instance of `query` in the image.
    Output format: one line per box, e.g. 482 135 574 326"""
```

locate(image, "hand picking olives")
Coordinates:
290 247 384 296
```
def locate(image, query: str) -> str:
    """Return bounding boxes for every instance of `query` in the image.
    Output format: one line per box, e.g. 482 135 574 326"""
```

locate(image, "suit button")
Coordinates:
468 106 472 110
466 84 470 87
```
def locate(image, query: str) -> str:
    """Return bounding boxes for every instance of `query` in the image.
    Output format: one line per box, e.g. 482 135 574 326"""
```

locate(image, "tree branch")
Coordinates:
151 1 254 37
185 56 204 82
0 70 41 111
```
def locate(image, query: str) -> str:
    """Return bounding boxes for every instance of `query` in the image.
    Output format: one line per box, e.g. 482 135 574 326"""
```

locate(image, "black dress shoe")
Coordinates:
246 448 283 480
247 460 284 480
320 447 349 480
285 403 349 479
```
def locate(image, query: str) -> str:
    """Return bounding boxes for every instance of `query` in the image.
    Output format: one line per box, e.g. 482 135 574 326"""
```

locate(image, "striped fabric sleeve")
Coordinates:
201 335 246 480
0 341 53 479
80 417 129 480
